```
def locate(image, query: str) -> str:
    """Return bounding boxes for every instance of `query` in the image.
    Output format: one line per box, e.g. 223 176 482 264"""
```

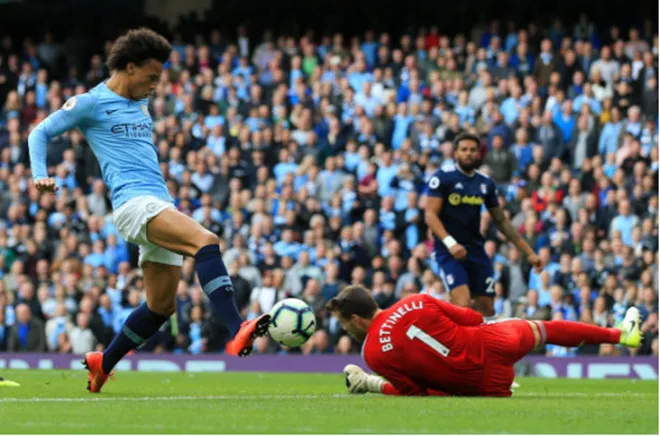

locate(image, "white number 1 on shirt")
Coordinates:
406 325 450 357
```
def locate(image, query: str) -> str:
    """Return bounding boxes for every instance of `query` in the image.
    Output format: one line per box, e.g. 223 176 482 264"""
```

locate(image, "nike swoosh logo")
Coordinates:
106 109 119 115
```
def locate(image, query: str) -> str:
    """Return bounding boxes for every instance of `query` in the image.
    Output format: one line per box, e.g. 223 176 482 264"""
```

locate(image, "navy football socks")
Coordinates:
194 244 243 337
102 303 169 373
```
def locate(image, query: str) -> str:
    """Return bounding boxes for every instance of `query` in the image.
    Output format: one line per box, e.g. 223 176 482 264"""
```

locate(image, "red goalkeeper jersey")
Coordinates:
362 294 487 396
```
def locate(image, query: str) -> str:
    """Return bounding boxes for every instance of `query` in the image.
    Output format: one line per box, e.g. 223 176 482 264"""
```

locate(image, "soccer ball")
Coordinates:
268 298 316 348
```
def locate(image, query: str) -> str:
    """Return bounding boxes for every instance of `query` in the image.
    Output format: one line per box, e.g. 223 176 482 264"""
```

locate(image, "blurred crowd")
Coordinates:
0 17 657 358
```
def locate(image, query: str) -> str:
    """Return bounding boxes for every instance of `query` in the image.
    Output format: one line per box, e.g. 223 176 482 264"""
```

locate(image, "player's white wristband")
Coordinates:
442 236 458 249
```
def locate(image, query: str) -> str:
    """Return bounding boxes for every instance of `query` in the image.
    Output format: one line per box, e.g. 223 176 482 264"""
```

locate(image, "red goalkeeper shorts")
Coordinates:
478 319 539 397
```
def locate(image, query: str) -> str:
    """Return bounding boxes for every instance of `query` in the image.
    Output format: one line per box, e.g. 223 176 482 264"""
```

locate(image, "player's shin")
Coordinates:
102 302 169 374
541 320 621 347
194 244 243 336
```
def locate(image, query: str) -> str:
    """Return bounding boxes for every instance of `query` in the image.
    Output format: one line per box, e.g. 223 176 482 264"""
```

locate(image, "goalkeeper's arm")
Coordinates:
343 365 449 397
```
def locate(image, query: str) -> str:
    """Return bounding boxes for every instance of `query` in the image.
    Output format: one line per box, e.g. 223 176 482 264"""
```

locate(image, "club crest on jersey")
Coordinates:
63 97 77 111
481 184 487 194
449 193 462 205
141 104 150 117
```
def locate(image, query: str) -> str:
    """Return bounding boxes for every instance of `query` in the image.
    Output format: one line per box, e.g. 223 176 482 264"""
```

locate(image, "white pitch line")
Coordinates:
0 394 348 403
513 392 656 398
14 421 271 432
0 392 655 403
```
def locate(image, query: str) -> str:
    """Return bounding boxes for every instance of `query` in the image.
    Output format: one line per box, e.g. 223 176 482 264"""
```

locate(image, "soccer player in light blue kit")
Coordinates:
28 28 270 393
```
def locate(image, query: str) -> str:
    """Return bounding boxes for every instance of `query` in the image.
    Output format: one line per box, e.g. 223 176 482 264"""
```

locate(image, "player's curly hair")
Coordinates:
452 132 481 150
107 28 171 71
325 285 378 320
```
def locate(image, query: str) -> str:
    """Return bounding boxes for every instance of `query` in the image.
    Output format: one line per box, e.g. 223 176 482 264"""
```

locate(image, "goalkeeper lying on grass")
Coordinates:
327 286 641 397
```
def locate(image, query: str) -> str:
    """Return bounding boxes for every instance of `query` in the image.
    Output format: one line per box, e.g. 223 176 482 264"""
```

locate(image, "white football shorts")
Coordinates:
112 195 184 268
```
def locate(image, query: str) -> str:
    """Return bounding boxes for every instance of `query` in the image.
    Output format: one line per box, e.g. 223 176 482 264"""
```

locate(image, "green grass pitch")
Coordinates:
0 370 657 434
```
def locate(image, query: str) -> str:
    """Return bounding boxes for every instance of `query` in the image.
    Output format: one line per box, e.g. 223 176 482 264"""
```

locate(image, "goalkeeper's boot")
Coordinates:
618 307 642 348
225 314 271 357
0 377 20 387
82 351 113 393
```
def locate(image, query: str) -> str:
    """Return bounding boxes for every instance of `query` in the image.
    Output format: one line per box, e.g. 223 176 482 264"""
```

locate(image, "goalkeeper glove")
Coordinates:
343 364 384 394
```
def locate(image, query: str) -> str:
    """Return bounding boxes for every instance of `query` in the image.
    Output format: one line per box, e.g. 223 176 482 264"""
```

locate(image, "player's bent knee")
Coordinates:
450 286 472 307
479 307 496 317
450 295 471 307
475 297 495 317
195 230 220 252
146 298 176 317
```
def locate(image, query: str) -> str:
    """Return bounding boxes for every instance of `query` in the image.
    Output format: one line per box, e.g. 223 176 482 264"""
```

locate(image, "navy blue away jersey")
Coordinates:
425 166 498 255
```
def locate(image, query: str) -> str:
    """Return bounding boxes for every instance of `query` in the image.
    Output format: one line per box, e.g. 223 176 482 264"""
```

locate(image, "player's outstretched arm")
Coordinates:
379 371 437 396
382 382 450 396
344 364 430 396
28 94 95 191
487 206 543 272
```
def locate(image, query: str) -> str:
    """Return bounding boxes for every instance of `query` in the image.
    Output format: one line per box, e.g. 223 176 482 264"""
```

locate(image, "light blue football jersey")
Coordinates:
28 82 172 209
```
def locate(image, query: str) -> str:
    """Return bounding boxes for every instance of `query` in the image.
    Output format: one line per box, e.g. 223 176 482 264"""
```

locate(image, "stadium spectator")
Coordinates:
0 308 7 351
69 312 96 354
7 304 46 351
484 134 516 183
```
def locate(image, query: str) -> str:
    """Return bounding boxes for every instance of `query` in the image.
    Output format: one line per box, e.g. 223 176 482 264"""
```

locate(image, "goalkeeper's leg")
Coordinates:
538 307 641 348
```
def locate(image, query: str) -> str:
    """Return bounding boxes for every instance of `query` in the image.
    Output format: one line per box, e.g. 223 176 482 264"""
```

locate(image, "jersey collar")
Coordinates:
455 164 476 178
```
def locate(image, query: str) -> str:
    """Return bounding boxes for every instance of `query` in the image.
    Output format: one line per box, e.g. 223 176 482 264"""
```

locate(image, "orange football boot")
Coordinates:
225 314 271 357
82 351 113 393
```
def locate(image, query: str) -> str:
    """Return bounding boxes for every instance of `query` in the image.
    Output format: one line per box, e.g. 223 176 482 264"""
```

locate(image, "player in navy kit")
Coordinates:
424 133 543 319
